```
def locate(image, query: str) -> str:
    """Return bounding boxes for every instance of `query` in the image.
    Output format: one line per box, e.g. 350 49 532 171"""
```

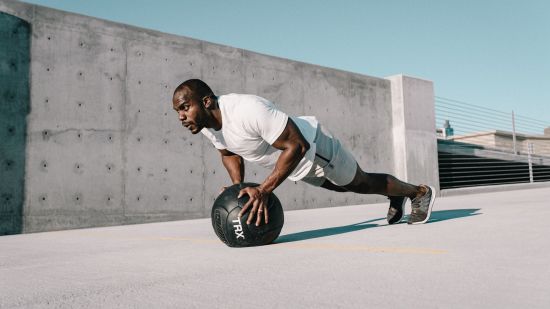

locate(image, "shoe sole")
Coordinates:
409 185 436 225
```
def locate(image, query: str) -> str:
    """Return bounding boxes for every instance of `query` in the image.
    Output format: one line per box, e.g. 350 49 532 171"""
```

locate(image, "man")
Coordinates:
172 79 436 227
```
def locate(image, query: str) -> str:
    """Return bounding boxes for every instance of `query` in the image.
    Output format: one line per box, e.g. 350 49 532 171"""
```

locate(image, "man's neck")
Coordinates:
210 97 222 131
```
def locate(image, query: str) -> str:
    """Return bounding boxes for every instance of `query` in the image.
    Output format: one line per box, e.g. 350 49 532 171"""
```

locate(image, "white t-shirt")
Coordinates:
201 93 318 181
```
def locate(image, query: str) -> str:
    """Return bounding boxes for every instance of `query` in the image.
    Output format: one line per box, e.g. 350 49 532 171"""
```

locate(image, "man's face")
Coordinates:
172 87 208 134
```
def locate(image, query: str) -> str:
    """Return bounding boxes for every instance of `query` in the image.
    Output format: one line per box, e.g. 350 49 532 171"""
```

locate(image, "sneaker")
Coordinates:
408 185 436 225
387 196 407 224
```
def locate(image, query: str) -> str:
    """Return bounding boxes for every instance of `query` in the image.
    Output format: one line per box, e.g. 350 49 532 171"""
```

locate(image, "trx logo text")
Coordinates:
232 218 245 239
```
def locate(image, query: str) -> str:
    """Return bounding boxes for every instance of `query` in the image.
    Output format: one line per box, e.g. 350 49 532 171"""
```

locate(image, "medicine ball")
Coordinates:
211 182 284 247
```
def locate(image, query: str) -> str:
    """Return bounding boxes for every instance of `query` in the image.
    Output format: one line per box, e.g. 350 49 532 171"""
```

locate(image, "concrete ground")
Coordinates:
1 187 549 308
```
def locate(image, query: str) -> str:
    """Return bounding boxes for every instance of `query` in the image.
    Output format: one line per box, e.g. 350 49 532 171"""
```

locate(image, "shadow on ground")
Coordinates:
275 217 383 244
427 208 482 223
275 208 482 243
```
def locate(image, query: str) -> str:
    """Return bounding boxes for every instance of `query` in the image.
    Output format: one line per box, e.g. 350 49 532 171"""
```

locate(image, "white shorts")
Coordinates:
300 124 358 187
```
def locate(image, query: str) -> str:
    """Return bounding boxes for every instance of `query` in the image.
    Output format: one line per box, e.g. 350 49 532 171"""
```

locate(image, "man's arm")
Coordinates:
238 118 310 225
259 118 310 194
219 148 245 185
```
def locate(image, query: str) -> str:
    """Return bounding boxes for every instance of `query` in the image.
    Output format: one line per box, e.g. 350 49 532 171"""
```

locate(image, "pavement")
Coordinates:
1 187 549 308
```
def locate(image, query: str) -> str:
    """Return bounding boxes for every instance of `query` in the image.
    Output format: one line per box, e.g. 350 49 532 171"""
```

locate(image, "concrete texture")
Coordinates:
1 187 549 308
388 74 439 190
0 11 30 234
0 0 438 233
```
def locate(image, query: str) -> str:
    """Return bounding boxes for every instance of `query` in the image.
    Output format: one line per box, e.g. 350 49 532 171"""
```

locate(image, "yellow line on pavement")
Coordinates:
152 237 447 255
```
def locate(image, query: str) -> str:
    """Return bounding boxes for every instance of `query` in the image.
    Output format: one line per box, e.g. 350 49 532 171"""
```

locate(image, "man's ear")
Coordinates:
203 95 214 109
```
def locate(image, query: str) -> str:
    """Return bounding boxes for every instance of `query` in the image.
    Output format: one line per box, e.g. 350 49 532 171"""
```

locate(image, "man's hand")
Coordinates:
237 186 269 226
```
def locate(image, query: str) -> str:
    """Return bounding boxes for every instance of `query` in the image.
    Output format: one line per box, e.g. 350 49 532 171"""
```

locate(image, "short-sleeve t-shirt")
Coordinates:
201 93 318 181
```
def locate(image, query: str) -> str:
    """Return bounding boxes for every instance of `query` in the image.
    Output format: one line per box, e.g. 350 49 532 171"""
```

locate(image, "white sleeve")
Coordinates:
245 98 289 145
201 128 226 150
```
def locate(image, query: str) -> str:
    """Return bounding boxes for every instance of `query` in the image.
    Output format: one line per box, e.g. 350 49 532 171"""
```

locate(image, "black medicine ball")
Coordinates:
211 183 284 247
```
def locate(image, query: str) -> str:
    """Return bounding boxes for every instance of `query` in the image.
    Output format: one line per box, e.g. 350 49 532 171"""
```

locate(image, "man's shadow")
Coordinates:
274 208 481 244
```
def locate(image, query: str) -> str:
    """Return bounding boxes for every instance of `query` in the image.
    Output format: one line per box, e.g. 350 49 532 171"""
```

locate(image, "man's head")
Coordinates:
172 79 218 134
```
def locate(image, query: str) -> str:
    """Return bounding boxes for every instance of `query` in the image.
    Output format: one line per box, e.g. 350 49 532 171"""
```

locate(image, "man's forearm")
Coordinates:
222 154 245 184
259 144 307 194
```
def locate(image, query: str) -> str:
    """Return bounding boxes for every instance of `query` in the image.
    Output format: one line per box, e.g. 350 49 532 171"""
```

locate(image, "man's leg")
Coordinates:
342 164 424 199
339 164 435 224
309 122 435 224
318 173 411 224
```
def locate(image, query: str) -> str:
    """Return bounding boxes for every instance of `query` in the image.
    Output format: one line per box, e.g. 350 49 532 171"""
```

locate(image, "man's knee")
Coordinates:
342 165 367 193
320 179 348 192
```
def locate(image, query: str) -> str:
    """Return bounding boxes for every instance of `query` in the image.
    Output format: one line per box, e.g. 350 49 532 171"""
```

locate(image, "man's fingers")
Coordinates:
238 198 252 218
246 201 259 225
255 204 263 226
237 188 246 199
264 205 269 224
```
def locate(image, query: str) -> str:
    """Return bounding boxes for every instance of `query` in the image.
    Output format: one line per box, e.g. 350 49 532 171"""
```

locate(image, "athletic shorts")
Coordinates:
300 124 358 187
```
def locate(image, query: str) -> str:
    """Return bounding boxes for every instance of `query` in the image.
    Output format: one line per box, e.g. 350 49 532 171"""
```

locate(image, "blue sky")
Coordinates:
23 0 550 125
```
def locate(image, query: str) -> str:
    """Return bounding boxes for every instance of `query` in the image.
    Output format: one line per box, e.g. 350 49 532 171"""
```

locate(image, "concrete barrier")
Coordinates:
0 0 438 234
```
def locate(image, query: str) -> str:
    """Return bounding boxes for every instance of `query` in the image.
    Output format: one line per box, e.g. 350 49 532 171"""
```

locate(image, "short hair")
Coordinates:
173 79 215 101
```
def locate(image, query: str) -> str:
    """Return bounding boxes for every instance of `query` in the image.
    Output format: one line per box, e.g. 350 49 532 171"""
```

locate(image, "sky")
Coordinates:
21 0 550 125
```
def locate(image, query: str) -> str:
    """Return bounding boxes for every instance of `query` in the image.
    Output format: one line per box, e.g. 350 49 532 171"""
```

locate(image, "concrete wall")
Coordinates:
0 0 438 234
0 11 30 235
388 75 439 189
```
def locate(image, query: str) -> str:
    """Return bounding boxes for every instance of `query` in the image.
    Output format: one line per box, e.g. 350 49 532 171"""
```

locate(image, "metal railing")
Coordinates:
435 96 550 189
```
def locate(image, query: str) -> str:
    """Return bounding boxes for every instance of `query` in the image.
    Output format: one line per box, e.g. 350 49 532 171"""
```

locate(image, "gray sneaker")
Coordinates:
408 185 436 225
387 196 407 224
